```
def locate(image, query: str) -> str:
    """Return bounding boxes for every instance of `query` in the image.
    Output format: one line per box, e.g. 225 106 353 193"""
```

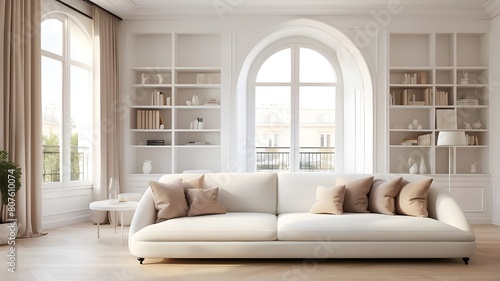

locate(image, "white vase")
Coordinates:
419 158 427 174
409 163 419 174
142 160 152 174
108 178 116 199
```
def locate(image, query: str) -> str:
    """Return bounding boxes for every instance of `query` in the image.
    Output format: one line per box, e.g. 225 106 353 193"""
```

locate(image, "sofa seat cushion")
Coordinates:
277 213 475 242
132 212 277 242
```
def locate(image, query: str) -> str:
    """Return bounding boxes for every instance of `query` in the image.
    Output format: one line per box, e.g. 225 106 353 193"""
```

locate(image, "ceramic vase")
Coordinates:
108 178 116 199
409 163 419 174
419 158 427 174
142 160 152 174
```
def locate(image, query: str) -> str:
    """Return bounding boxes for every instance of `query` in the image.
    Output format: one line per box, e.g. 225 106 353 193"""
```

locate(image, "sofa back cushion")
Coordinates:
159 172 278 214
277 173 428 214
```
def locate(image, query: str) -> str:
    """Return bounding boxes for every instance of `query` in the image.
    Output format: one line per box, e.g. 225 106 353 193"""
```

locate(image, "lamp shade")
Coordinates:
437 131 467 146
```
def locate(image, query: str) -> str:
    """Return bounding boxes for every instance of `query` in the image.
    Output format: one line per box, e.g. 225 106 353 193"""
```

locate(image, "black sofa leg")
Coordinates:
462 257 470 265
137 257 145 265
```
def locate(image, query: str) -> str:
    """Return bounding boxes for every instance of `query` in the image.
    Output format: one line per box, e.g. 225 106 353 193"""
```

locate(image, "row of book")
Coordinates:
151 90 170 106
400 72 428 84
136 109 163 130
435 91 449 106
391 88 432 106
465 134 480 145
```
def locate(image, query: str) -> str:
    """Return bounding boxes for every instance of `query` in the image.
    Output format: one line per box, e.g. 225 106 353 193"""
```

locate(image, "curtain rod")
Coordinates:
83 0 123 21
54 0 123 21
55 0 92 19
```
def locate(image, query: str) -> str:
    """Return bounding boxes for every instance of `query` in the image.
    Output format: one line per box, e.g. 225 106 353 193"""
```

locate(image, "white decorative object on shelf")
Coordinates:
204 75 213 84
141 73 150 84
157 74 163 84
472 120 481 129
191 95 200 106
419 157 427 174
142 159 152 174
471 162 478 174
197 118 204 129
408 119 420 130
460 71 469 85
409 163 419 174
464 121 471 129
196 74 205 84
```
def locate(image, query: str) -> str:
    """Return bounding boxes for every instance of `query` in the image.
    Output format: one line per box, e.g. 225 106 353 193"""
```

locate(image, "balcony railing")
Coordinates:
256 147 335 172
42 145 89 182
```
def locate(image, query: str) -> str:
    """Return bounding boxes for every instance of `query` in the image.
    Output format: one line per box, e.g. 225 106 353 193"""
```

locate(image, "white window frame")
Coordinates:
41 13 93 188
248 38 342 172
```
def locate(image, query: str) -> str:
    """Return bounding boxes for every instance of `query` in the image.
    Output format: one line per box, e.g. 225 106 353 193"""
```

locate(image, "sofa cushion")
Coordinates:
309 185 345 215
186 187 226 217
368 177 403 215
278 173 392 214
132 212 277 241
336 176 374 213
159 173 278 214
277 213 475 242
149 181 189 222
396 178 433 217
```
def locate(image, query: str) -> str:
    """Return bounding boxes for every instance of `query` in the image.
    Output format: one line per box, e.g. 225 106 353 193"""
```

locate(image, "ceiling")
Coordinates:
90 0 500 20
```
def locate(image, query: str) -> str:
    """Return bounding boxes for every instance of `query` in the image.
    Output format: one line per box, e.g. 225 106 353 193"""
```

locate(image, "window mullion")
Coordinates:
291 45 300 172
62 18 72 186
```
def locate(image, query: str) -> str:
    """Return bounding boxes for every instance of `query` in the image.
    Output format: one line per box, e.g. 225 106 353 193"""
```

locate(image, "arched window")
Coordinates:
41 13 92 187
253 43 338 172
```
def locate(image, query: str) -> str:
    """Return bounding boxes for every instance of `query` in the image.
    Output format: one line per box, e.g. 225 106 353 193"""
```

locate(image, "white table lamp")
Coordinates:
437 131 467 192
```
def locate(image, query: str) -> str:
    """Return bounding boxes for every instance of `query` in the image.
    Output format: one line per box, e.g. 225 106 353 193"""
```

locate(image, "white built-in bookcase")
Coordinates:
388 33 489 175
124 33 222 176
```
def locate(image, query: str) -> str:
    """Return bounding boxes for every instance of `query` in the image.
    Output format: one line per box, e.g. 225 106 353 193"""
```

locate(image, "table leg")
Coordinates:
97 222 100 239
120 211 124 246
114 211 117 234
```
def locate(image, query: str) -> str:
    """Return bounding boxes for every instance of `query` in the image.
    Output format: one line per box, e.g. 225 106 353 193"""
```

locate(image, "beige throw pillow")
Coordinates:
368 177 403 215
395 178 433 217
149 181 189 222
186 187 226 217
181 175 205 194
336 176 374 213
310 185 346 215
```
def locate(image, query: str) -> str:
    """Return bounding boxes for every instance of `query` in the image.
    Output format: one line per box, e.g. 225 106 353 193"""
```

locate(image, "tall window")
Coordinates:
41 14 92 187
255 44 337 172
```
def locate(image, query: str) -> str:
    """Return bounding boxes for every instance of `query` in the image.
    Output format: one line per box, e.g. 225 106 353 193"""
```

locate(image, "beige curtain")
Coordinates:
1 0 45 237
91 6 121 223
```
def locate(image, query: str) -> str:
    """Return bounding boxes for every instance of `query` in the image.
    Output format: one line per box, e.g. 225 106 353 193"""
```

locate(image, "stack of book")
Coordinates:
417 134 432 146
401 137 418 146
457 98 479 106
147 140 164 146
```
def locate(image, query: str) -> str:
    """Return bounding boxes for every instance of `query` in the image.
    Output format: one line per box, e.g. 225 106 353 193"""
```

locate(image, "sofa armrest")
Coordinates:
427 185 473 234
129 188 157 237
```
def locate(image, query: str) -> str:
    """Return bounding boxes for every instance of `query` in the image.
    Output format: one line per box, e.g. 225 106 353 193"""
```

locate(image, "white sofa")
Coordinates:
129 172 475 265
